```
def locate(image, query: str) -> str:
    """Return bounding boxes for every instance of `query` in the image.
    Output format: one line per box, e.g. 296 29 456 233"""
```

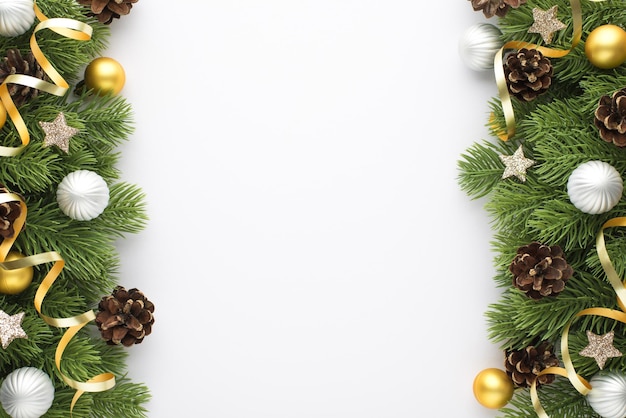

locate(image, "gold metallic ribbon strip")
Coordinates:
0 175 114 407
530 217 626 416
0 2 92 156
481 0 615 415
491 0 609 140
530 366 587 418
0 2 114 413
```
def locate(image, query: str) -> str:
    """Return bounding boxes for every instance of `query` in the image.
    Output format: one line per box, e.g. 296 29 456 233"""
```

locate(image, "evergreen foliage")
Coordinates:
459 0 626 416
0 0 150 416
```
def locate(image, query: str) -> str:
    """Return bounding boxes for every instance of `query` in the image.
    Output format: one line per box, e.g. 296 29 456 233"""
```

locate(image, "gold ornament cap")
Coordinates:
0 251 34 295
585 24 626 69
473 368 514 409
83 57 126 96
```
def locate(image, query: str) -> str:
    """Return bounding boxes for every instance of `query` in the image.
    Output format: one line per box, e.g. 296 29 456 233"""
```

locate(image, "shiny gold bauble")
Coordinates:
83 57 126 96
473 368 514 409
0 251 33 295
585 24 626 69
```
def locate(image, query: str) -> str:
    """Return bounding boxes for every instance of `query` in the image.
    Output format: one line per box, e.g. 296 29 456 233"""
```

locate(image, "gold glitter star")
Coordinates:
39 112 79 154
528 6 566 44
0 311 27 349
499 145 535 182
580 330 622 369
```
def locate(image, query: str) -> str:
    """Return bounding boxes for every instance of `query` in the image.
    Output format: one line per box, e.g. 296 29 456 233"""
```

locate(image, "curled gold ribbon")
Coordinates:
492 0 595 140
0 195 115 409
0 2 115 413
0 2 92 156
530 217 626 416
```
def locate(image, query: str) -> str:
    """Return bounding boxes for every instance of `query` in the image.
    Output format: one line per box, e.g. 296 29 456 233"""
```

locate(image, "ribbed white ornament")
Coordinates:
567 160 623 215
56 170 110 221
0 367 54 418
0 0 35 37
458 23 503 71
587 372 626 418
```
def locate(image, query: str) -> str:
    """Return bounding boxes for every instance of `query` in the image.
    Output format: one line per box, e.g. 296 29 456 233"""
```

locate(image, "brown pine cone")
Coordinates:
469 0 527 18
505 341 559 388
594 87 626 147
0 49 48 108
77 0 139 24
504 48 553 102
95 286 155 346
0 186 20 239
509 242 573 299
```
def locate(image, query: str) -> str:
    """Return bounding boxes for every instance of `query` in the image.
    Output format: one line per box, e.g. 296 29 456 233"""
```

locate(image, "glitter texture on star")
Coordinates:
580 330 622 369
39 112 80 154
0 310 27 349
499 145 535 182
528 6 566 44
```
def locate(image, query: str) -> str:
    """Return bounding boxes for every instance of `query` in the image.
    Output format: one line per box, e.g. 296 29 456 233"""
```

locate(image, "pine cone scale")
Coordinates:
88 0 109 14
107 2 132 15
543 267 562 280
112 327 128 344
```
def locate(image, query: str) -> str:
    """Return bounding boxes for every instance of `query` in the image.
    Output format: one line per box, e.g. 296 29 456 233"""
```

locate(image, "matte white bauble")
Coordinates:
0 367 54 418
458 23 503 71
587 372 626 418
0 0 36 37
567 160 623 215
57 170 109 221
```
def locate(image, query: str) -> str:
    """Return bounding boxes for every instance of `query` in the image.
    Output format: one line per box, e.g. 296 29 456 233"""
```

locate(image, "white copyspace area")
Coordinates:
102 1 503 416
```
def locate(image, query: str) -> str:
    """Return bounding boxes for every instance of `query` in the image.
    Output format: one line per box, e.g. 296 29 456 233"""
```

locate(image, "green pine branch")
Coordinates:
459 0 626 416
0 0 152 416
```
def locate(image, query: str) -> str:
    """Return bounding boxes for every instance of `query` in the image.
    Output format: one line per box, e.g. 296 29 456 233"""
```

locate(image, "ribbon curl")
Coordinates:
0 3 115 412
0 192 115 413
530 217 626 417
0 2 92 156
481 0 625 415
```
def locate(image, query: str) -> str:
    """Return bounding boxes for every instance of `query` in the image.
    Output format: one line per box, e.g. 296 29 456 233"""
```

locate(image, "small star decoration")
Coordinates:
579 330 622 369
528 6 567 44
499 144 535 182
39 112 79 154
0 310 27 349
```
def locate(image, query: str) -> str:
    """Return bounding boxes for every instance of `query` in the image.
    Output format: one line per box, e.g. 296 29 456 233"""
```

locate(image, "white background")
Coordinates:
104 1 506 417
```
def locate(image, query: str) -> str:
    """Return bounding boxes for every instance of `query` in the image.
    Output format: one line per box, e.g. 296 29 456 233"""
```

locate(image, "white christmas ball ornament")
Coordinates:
567 160 623 215
0 0 36 37
587 372 626 418
0 367 54 418
57 170 109 221
458 23 503 71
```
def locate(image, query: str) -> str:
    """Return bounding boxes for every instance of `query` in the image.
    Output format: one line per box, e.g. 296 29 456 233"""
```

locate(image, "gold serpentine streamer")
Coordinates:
491 0 611 141
529 217 626 417
0 2 92 156
0 4 115 411
0 193 115 413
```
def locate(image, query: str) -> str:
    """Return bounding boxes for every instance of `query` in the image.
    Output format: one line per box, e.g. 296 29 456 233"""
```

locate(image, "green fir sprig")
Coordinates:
459 0 626 417
0 0 151 417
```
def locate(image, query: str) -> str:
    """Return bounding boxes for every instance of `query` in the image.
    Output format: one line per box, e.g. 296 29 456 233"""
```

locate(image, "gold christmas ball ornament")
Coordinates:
83 57 126 96
473 368 514 409
0 251 33 295
585 24 626 69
